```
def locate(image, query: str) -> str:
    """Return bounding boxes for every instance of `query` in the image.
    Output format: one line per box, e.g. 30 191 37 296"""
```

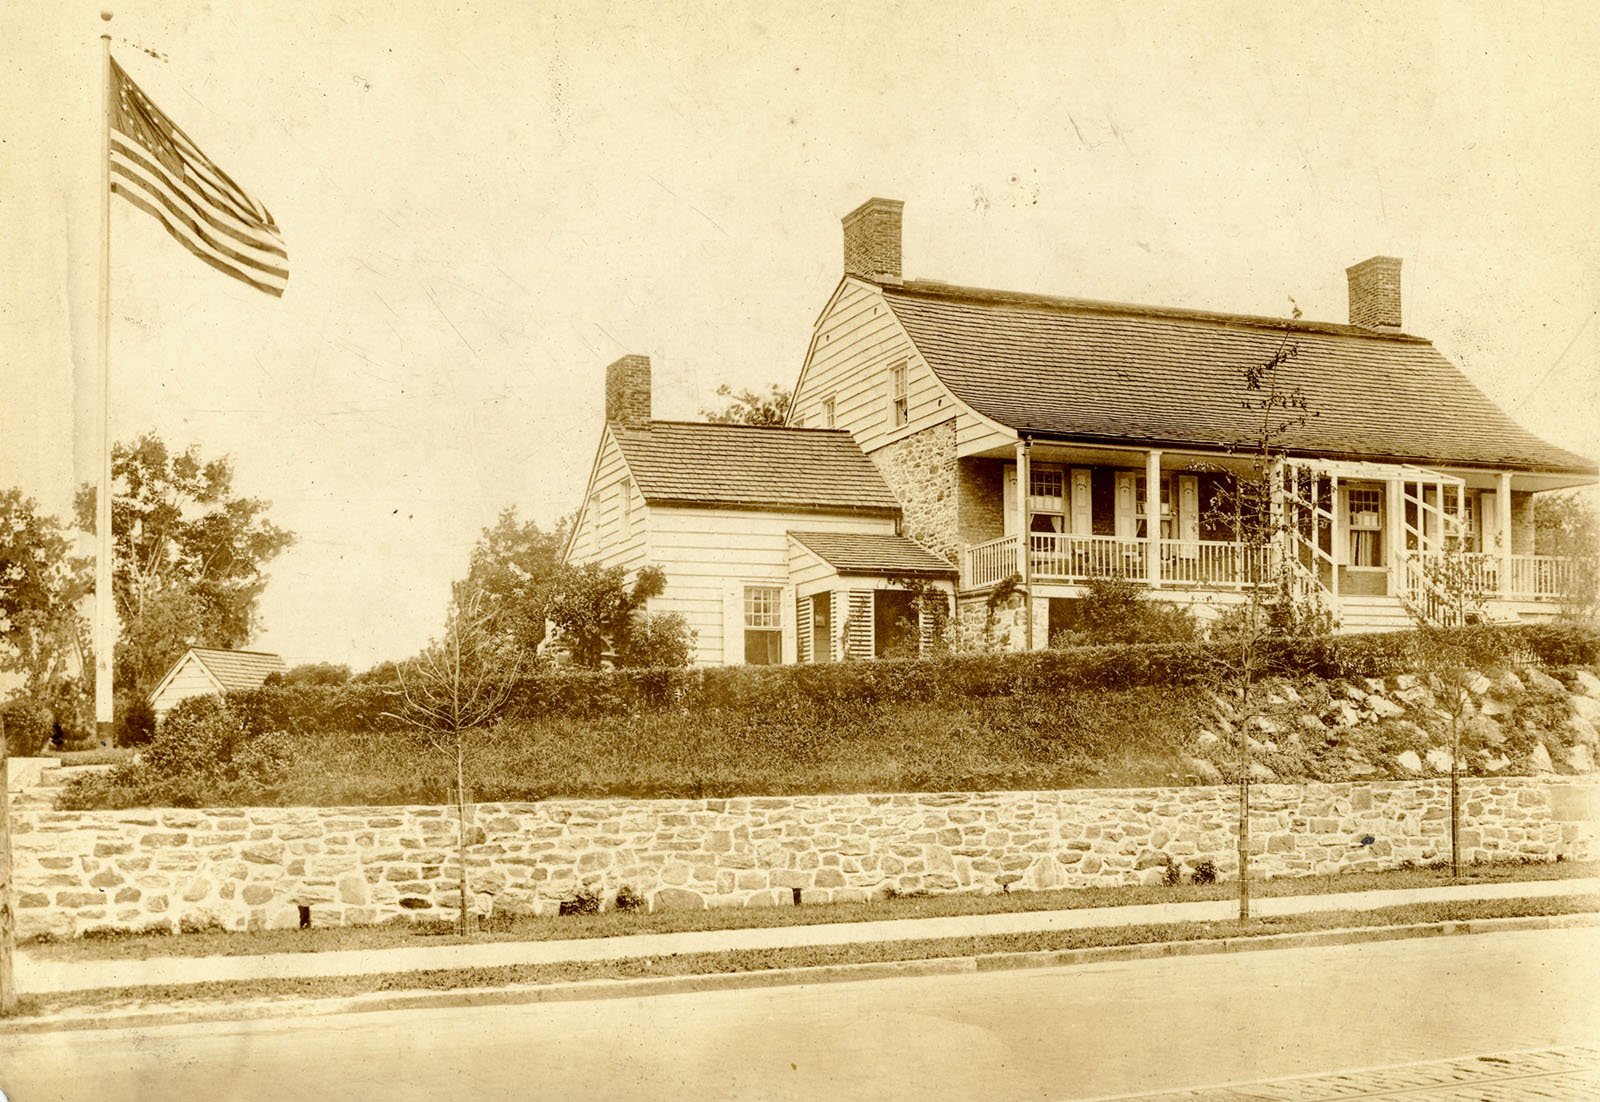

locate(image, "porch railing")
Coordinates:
1159 540 1275 589
1401 550 1583 603
1509 555 1581 600
961 533 1271 590
1029 533 1146 581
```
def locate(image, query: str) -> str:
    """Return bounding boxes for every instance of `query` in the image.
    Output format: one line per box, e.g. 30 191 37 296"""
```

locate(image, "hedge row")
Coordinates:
221 622 1599 738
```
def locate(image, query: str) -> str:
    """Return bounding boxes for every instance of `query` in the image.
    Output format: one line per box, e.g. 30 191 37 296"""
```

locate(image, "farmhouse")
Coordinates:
147 647 287 723
567 197 1596 664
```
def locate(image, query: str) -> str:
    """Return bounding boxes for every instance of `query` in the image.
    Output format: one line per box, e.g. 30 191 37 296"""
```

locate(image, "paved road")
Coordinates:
2 927 1595 1101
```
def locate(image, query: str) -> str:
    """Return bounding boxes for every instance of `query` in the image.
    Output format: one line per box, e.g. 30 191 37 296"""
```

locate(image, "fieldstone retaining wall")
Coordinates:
11 778 1597 939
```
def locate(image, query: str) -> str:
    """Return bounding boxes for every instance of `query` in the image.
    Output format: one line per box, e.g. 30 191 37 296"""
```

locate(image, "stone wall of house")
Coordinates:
873 418 958 562
1511 491 1535 555
12 778 1595 939
956 457 1006 548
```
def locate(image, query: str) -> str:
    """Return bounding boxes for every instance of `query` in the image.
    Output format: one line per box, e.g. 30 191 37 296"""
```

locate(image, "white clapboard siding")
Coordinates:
150 657 223 719
648 507 896 665
792 280 1012 459
843 590 875 659
566 428 647 572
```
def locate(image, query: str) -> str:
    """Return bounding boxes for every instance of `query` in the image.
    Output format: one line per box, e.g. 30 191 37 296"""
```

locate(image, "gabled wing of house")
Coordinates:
563 354 953 666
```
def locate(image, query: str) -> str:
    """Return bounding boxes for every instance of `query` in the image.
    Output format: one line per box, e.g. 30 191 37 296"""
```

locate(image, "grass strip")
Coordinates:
12 894 1595 1020
30 858 1598 963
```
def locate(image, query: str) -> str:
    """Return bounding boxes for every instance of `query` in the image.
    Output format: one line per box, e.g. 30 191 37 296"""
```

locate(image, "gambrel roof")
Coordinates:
789 531 957 577
881 280 1595 475
610 421 901 514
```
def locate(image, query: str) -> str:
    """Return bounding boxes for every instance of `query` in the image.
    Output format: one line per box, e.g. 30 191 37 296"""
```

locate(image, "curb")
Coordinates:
4 911 1596 1036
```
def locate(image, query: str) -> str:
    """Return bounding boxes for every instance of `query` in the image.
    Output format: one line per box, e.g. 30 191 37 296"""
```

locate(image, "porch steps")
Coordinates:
1337 594 1414 633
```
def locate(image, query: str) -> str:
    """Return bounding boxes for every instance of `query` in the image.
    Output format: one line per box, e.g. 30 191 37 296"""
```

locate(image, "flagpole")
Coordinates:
94 11 115 745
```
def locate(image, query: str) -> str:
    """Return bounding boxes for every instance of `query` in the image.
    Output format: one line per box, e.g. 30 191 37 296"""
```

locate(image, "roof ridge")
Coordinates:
888 279 1433 344
192 647 282 657
621 420 852 434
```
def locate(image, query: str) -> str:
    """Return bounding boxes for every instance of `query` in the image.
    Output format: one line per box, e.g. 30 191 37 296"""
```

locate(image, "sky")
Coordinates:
2 1 1598 671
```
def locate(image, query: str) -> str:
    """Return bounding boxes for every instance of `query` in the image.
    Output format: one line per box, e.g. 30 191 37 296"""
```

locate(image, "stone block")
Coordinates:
653 887 705 911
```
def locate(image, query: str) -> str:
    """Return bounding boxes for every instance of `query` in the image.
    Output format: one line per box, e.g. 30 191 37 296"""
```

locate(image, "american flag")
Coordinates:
108 57 288 297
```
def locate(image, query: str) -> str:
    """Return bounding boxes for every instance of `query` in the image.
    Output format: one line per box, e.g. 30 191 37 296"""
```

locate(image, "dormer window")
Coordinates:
889 362 908 428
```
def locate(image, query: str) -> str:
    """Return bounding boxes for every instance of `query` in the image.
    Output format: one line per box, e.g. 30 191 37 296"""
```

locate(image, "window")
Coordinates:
822 396 836 429
1028 465 1065 534
1347 487 1383 567
744 586 783 664
888 362 908 428
1444 491 1477 551
617 479 631 535
1134 475 1173 539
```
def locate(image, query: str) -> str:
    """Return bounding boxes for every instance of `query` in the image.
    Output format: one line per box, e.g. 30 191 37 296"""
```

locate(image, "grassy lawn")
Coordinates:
11 894 1595 1020
27 858 1598 963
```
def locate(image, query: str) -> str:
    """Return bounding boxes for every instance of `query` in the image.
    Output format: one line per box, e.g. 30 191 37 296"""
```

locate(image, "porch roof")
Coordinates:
882 281 1595 477
788 531 958 577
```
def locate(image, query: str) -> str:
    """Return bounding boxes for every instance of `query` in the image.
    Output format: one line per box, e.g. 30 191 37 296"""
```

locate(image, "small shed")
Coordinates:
147 648 288 723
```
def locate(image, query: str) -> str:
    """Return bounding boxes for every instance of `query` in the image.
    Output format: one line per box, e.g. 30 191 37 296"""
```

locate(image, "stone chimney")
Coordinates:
604 354 651 427
1346 256 1403 331
842 197 904 283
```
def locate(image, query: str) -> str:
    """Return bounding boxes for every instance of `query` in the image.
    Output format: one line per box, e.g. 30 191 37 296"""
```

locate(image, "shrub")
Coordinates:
614 884 647 912
1 696 54 756
1191 860 1217 885
559 887 601 916
116 694 157 747
1050 575 1199 647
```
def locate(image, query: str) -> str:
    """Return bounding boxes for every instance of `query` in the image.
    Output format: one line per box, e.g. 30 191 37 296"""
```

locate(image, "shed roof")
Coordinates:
186 648 287 693
788 531 957 577
611 421 901 513
881 281 1595 475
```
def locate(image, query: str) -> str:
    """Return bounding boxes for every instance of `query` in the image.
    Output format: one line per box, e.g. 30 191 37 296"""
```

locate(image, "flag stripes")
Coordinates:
108 57 288 297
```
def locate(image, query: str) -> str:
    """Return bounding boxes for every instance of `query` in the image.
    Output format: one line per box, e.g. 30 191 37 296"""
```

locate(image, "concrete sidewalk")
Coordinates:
15 876 1599 996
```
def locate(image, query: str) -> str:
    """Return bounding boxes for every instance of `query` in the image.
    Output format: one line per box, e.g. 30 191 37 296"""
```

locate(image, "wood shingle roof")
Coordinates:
883 281 1595 475
611 421 901 513
789 531 957 577
187 648 287 692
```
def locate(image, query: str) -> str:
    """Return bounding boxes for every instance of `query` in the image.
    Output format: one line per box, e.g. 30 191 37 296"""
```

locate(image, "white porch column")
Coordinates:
1017 439 1034 649
1385 478 1403 596
1497 471 1513 597
1146 449 1162 587
1329 475 1341 602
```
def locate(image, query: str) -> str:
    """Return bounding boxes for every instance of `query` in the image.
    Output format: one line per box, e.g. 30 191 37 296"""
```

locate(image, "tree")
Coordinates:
1201 310 1321 921
544 563 671 668
452 507 570 666
1533 491 1599 621
1409 549 1493 877
0 489 87 698
266 662 352 687
74 434 294 696
389 593 520 935
700 383 792 426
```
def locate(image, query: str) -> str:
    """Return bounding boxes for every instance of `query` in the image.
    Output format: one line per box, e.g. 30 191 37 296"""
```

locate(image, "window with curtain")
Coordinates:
1347 487 1383 566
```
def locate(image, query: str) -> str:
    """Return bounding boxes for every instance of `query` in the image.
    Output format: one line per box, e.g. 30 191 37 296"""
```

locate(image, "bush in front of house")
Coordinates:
59 694 296 809
51 621 1598 809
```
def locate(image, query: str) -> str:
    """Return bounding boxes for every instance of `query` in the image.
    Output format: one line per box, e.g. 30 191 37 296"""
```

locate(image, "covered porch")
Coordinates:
957 441 1587 616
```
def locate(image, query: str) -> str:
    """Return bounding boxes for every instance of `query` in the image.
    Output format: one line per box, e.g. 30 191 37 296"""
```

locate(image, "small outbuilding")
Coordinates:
147 647 287 723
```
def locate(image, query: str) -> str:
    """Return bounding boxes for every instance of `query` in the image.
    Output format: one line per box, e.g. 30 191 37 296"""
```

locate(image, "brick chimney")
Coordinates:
842 197 904 283
604 354 651 427
1346 256 1403 331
